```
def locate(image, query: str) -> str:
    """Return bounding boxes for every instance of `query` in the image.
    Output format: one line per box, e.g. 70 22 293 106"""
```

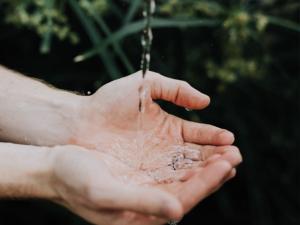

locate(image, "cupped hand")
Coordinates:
71 71 236 182
50 145 183 225
66 71 242 223
76 71 234 147
50 145 241 225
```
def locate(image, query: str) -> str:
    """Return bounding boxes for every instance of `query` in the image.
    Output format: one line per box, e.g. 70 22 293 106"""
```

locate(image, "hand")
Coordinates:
66 71 242 222
0 67 242 224
71 71 236 183
50 145 184 225
50 145 241 225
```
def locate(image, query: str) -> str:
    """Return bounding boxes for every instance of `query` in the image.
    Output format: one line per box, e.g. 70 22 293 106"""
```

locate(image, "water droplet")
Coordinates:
145 53 151 63
141 36 146 47
87 91 91 95
185 108 192 111
148 29 153 42
150 0 156 14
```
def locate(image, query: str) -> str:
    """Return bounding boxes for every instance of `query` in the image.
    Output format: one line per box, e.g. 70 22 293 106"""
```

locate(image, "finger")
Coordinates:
201 145 241 161
183 144 242 168
226 168 237 181
204 153 222 165
178 160 233 212
183 147 201 161
206 146 242 168
92 183 183 221
205 145 241 181
206 168 237 201
148 72 210 109
182 120 235 145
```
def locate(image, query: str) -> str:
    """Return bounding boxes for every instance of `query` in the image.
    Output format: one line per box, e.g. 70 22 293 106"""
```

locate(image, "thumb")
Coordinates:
147 72 210 109
94 182 183 220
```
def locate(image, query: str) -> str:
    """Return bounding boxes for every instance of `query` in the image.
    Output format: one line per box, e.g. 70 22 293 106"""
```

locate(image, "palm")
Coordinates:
70 71 240 224
75 72 234 184
62 148 240 225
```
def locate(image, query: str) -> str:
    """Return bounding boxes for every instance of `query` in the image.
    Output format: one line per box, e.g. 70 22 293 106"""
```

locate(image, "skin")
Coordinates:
71 71 238 182
0 144 182 222
0 67 242 225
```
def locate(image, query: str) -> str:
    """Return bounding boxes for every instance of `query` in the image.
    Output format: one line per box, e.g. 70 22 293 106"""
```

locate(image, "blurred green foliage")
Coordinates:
0 0 299 225
2 0 299 86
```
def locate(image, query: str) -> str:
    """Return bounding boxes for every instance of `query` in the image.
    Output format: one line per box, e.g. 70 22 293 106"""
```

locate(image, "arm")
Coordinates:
0 142 241 225
0 142 55 199
0 67 234 148
0 65 83 145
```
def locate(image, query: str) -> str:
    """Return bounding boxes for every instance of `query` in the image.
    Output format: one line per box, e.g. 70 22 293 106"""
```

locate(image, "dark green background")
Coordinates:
0 1 299 225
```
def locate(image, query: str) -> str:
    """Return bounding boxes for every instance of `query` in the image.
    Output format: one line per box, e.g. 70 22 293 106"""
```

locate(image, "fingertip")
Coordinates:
217 130 235 145
193 91 210 109
220 146 242 167
163 198 184 221
230 146 243 163
230 168 237 179
202 93 210 105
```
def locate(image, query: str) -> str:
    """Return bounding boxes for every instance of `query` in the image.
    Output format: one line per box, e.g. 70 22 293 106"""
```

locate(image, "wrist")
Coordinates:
0 144 58 200
30 146 60 201
25 89 88 146
47 90 87 146
45 145 91 204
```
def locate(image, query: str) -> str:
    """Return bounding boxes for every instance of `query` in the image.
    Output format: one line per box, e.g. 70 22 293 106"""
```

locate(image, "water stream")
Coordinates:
139 0 155 112
140 0 155 78
136 0 156 161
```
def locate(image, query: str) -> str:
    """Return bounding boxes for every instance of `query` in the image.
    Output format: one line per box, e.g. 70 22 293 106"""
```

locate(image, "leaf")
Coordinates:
267 16 300 32
68 0 121 79
40 0 55 54
106 0 123 19
91 13 134 73
124 0 142 24
75 18 220 62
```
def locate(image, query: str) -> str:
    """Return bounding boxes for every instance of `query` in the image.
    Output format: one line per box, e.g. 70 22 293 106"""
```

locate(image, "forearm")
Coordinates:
0 142 56 199
0 65 84 146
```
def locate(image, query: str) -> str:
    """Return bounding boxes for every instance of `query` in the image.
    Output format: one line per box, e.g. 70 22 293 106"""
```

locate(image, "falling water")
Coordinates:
140 0 155 78
139 0 155 112
136 0 156 154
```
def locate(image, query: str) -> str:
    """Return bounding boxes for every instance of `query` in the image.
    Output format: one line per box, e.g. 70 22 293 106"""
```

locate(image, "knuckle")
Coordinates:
180 80 190 87
148 71 161 79
195 128 205 140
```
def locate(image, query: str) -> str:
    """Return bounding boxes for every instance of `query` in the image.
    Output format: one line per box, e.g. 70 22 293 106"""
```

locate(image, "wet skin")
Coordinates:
66 71 242 224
